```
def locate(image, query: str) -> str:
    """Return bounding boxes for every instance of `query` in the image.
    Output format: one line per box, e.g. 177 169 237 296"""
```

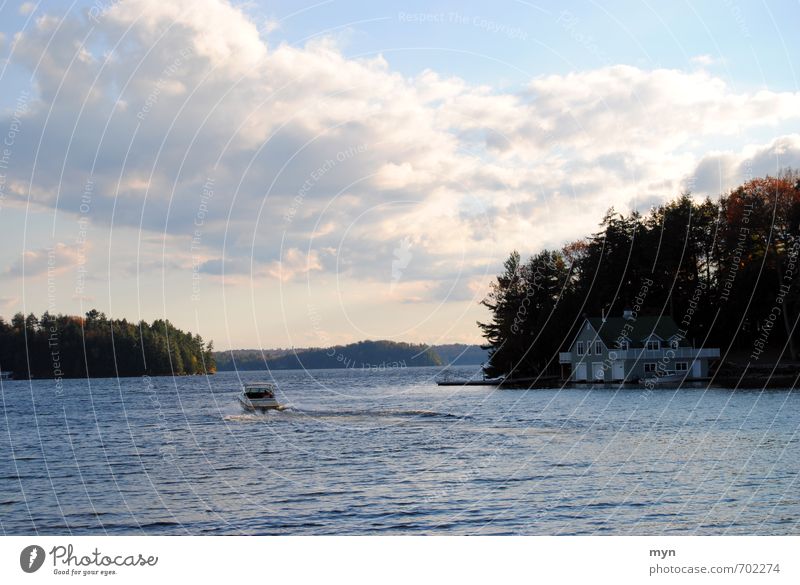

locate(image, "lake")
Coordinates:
1 366 798 534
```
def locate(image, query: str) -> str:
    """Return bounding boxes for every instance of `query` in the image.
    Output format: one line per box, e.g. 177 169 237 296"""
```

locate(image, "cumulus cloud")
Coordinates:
685 134 800 195
266 248 324 282
690 54 719 67
6 243 83 278
2 0 800 301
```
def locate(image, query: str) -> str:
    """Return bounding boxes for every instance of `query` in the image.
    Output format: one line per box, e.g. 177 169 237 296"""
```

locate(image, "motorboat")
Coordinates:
640 371 688 384
237 382 282 411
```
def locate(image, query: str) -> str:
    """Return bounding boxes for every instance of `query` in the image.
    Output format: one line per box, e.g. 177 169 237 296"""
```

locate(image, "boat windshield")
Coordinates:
245 389 274 398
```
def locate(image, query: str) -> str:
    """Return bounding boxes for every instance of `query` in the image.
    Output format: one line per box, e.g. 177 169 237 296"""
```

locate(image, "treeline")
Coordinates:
215 342 486 371
215 340 442 370
0 309 215 378
479 172 800 378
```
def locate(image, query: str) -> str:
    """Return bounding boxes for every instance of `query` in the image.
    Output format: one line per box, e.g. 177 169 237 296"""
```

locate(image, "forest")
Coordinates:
479 172 800 379
0 309 215 379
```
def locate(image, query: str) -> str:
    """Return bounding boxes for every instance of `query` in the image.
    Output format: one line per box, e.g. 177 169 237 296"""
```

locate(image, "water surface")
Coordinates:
1 367 798 534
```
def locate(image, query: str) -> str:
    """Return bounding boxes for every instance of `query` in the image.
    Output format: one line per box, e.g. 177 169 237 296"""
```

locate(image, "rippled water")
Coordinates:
1 366 799 534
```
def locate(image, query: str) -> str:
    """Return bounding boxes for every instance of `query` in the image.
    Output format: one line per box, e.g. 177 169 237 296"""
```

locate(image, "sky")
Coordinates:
0 0 799 350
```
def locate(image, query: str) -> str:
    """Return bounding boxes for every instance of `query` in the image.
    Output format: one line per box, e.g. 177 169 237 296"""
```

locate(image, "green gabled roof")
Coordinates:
585 315 682 349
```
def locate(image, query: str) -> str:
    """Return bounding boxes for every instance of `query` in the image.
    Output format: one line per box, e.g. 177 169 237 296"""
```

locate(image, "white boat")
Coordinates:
640 371 688 384
237 382 282 411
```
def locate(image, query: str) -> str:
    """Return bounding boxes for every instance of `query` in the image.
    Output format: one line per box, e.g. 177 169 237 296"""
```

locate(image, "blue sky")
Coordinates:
250 0 799 90
3 1 798 106
1 0 799 349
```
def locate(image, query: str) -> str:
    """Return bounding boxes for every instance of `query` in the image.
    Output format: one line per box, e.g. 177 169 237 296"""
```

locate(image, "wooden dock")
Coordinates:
436 378 503 386
436 375 562 388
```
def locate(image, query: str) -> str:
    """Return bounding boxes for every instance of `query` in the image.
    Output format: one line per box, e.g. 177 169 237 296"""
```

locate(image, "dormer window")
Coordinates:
670 339 679 349
646 340 660 351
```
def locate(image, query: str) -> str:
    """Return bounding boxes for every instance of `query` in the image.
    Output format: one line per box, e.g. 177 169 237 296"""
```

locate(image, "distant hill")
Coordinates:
432 344 489 365
214 341 488 371
214 340 442 371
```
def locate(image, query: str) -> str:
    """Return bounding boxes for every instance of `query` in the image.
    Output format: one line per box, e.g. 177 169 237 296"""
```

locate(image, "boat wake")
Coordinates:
222 407 467 422
221 403 293 422
289 408 468 420
222 414 264 423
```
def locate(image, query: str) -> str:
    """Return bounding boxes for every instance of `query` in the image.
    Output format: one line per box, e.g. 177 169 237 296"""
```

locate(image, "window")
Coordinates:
670 339 679 349
675 362 688 371
646 340 660 351
644 363 657 373
619 340 629 350
595 341 603 355
576 341 584 356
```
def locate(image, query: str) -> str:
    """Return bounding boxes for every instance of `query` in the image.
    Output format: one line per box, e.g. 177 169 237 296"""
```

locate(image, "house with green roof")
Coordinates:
559 311 720 383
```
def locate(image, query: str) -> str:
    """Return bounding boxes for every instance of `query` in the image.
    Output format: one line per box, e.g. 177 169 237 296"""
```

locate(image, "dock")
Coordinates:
436 375 561 388
436 378 503 386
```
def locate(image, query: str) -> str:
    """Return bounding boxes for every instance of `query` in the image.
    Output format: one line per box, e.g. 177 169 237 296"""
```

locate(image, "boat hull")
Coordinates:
237 394 282 411
640 374 687 384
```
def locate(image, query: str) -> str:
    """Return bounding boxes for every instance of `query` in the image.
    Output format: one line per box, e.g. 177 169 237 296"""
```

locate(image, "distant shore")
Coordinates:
214 341 488 371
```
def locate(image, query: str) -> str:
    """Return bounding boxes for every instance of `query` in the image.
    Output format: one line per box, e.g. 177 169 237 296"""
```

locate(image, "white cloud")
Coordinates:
260 17 280 34
504 66 800 156
105 0 266 77
690 54 719 67
686 134 800 195
18 2 36 16
267 248 324 282
6 243 83 278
